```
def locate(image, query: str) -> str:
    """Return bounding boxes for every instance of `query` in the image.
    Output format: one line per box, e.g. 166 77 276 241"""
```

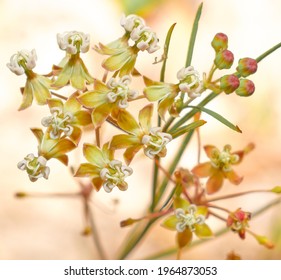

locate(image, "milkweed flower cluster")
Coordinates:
8 6 281 260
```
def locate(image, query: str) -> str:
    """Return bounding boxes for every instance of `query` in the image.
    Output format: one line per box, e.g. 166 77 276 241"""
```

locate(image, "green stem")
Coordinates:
255 42 281 63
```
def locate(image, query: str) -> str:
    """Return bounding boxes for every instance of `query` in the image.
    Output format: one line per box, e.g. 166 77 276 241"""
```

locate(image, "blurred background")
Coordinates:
1 0 281 260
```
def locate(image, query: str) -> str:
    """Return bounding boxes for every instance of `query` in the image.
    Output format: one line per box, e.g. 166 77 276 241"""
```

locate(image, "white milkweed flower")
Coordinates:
130 26 160 53
177 66 203 98
17 153 50 182
57 31 90 54
7 49 37 75
120 14 145 32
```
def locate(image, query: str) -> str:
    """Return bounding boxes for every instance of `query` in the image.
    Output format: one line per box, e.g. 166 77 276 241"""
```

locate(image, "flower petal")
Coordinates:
71 60 86 90
75 163 100 177
194 223 214 239
31 76 51 105
74 110 92 126
173 197 190 211
192 162 213 177
144 83 175 102
123 144 142 165
43 138 76 160
117 109 141 135
102 142 114 162
138 104 153 133
91 103 113 128
204 145 217 158
94 79 109 92
158 96 175 120
102 48 132 72
30 128 44 145
206 170 224 194
161 215 178 230
47 98 64 111
18 81 33 110
69 126 82 145
53 61 73 88
83 143 105 167
119 55 137 77
64 92 81 113
225 170 243 185
78 91 108 108
91 177 103 191
177 228 193 248
110 134 140 149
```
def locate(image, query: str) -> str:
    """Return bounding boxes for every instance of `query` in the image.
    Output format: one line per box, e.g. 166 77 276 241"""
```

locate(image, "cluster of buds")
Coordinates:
210 33 258 97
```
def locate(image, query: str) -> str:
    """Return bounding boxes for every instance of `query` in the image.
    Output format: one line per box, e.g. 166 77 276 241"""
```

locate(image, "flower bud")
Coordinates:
214 50 234 69
220 74 240 94
211 33 228 52
236 57 258 77
235 79 255 97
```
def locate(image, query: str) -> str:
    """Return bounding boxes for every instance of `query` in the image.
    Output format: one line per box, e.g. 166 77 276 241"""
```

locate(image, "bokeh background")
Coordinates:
1 0 281 260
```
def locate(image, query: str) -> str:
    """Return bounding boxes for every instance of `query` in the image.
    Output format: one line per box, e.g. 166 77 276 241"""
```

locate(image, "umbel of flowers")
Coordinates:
7 5 281 260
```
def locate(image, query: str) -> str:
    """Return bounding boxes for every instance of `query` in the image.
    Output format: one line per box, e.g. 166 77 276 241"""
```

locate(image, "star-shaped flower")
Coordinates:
78 76 138 128
192 143 254 194
144 66 203 120
7 49 51 110
53 31 94 90
17 128 76 181
162 197 213 248
41 92 91 145
75 143 133 192
110 104 172 164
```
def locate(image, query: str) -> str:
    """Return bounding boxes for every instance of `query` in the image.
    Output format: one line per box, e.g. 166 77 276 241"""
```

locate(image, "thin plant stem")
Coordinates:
87 202 107 259
207 189 273 202
95 127 101 147
208 210 227 222
50 91 67 100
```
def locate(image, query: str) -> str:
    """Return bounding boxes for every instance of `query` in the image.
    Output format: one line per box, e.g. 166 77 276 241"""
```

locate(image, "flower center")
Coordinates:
106 76 138 108
141 127 172 159
175 205 205 232
177 66 203 98
41 107 74 139
17 154 50 182
210 145 239 171
100 160 133 193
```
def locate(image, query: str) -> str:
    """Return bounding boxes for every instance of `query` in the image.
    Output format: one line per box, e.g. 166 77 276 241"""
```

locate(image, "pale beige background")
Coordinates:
1 0 281 259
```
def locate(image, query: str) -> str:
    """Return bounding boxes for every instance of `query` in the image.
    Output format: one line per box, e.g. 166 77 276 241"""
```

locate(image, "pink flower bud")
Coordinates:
220 74 240 94
236 58 258 77
214 50 234 69
211 33 228 52
235 79 255 97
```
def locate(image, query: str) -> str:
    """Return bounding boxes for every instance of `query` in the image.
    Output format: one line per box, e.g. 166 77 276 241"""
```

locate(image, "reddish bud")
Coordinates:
220 74 240 94
235 79 255 97
211 33 228 52
236 58 258 77
214 50 234 69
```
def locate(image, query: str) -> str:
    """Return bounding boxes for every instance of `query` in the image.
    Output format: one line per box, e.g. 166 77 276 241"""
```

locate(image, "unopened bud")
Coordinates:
211 33 228 52
220 74 240 94
214 50 234 69
235 79 255 97
236 58 258 77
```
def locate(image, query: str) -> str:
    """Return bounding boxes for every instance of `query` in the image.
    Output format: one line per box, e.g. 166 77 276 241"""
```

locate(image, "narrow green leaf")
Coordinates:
170 119 206 138
160 22 177 82
185 2 203 67
187 105 242 133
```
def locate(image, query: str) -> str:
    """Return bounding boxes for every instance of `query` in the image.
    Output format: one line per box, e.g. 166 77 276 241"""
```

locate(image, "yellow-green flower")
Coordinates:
110 104 172 164
52 31 94 90
18 128 76 181
75 143 133 192
192 143 254 194
162 197 213 248
144 66 203 120
78 76 138 128
95 14 160 77
7 49 51 110
41 92 91 145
